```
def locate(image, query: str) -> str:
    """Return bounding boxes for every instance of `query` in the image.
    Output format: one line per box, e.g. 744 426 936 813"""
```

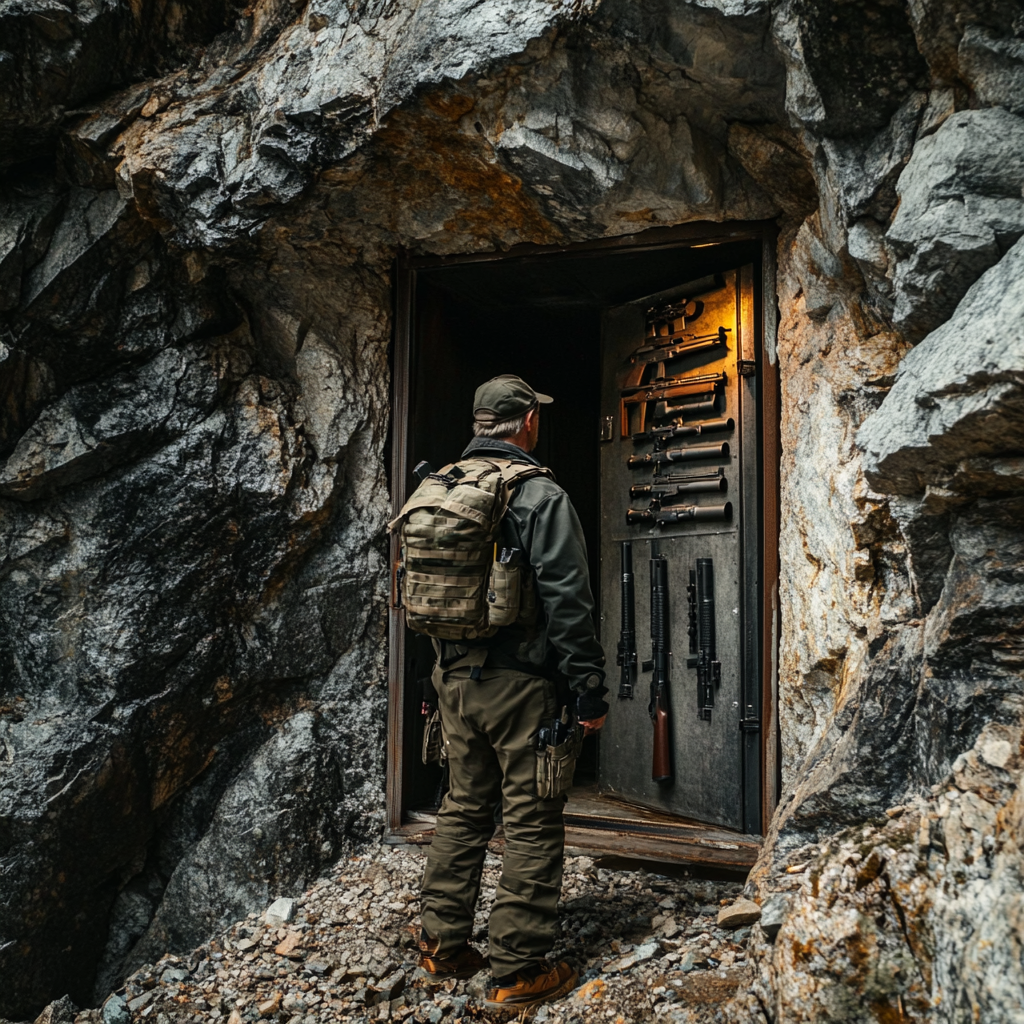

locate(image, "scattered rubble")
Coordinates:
20 843 755 1024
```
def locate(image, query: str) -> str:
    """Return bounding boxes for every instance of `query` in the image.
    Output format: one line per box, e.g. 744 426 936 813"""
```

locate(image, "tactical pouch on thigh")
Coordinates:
535 724 584 800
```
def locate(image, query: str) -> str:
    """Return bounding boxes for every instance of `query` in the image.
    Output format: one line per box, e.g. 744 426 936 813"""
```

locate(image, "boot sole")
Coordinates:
482 967 578 1011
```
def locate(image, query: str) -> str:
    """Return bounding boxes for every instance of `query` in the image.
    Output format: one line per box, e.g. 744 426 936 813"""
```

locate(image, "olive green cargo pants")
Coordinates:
419 663 565 976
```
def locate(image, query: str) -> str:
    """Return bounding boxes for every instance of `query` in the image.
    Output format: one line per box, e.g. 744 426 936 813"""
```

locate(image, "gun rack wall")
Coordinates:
388 223 780 870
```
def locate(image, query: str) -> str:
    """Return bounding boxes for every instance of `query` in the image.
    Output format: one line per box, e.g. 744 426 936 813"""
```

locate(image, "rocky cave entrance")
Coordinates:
387 223 780 870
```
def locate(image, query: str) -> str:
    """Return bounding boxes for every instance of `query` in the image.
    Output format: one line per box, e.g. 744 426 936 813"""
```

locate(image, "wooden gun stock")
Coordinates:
620 372 726 437
652 694 671 783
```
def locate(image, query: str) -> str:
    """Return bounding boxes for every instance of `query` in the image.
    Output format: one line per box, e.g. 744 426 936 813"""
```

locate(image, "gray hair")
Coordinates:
472 412 527 439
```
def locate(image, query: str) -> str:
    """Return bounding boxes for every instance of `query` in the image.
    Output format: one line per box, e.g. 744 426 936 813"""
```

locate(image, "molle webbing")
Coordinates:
388 458 551 641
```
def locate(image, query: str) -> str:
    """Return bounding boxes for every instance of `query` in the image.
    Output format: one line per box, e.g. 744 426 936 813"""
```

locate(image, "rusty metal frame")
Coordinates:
387 223 781 865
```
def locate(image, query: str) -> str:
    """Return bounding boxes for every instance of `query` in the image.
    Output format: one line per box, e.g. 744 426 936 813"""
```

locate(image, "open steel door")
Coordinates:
597 267 762 834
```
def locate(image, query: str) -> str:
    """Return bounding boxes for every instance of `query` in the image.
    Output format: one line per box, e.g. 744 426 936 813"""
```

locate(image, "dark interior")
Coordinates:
402 239 762 813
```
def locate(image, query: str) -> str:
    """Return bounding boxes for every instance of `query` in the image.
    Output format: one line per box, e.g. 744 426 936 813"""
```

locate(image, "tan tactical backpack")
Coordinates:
388 458 552 640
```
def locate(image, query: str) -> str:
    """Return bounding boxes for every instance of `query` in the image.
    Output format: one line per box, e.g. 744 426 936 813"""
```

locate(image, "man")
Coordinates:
417 374 609 1010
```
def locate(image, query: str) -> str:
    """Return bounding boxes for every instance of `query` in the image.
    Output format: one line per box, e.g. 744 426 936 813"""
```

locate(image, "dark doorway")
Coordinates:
389 225 779 866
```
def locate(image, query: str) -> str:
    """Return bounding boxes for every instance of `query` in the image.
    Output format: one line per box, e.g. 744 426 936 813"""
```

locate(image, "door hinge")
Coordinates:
740 716 760 733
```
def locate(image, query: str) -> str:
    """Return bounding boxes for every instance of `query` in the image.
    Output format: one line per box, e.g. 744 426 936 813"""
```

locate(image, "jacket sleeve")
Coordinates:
517 487 606 691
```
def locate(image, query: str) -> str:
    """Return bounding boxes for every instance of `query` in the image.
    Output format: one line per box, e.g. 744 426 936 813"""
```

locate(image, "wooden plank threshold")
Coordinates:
385 815 761 872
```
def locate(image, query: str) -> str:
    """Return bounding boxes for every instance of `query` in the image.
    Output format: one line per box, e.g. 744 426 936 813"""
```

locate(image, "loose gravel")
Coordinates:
28 842 756 1024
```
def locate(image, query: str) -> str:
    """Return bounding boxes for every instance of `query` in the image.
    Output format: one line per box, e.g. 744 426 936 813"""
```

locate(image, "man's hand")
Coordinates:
576 688 609 737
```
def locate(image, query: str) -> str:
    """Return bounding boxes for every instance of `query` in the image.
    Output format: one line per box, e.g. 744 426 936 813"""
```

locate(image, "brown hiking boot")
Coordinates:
484 960 578 1010
417 933 488 979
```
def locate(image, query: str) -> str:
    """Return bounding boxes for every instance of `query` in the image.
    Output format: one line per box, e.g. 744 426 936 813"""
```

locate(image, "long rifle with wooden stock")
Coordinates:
620 371 727 437
643 546 672 783
616 541 637 701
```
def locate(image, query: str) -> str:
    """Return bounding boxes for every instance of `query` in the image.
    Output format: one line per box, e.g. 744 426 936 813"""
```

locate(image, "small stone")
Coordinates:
35 996 78 1024
717 900 762 929
759 895 789 940
377 970 406 1001
679 952 697 973
227 1013 243 1024
266 898 296 926
604 941 658 974
127 993 155 1014
258 994 282 1017
275 932 303 957
979 737 1012 769
661 918 679 939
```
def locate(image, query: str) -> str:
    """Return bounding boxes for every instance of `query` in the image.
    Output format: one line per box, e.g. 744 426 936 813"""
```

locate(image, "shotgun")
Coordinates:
620 371 726 437
643 546 672 784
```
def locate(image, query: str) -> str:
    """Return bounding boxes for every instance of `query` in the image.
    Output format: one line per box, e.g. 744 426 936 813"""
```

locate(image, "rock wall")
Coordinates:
0 0 1022 1020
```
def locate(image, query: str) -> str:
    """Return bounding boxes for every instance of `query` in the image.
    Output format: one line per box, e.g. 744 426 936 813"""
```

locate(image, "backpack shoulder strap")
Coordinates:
481 458 555 487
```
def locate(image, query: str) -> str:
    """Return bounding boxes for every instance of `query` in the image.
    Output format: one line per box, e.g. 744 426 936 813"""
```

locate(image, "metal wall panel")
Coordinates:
598 269 759 832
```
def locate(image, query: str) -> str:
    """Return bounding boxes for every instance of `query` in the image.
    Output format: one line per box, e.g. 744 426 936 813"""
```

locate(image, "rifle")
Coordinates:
626 502 732 527
688 557 721 721
620 371 726 437
642 545 672 784
627 441 730 468
616 541 637 700
631 326 731 363
630 472 728 502
622 329 730 390
632 417 734 447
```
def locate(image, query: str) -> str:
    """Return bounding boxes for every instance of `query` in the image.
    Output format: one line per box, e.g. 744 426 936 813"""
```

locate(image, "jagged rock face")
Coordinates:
0 0 1022 1020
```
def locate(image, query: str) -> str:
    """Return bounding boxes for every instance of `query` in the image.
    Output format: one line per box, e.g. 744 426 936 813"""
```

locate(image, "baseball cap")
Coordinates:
472 374 554 424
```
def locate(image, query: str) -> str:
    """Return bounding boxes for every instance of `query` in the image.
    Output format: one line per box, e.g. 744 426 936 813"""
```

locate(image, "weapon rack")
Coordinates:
387 222 780 871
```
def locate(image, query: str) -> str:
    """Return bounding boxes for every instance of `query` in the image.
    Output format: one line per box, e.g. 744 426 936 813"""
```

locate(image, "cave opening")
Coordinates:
388 223 780 868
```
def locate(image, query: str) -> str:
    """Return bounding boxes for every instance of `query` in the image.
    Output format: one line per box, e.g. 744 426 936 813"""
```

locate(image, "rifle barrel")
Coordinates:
649 553 672 784
628 442 730 468
616 541 637 700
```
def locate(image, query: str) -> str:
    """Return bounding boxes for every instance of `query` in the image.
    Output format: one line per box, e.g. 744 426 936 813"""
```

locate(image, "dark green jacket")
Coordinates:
460 437 606 694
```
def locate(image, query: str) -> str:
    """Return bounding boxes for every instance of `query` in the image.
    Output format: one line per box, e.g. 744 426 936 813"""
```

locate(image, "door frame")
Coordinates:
386 221 780 868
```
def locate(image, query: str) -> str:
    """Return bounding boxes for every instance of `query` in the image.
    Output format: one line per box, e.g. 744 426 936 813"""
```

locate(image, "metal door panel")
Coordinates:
597 269 758 832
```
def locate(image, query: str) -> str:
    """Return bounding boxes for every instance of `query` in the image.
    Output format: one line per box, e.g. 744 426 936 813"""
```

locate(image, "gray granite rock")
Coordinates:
887 107 1024 340
860 234 1024 495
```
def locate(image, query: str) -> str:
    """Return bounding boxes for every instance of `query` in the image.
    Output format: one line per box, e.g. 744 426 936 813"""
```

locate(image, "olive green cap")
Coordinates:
472 374 553 424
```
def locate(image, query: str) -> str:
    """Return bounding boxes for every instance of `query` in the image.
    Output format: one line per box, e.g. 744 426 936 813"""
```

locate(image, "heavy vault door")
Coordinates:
598 267 761 834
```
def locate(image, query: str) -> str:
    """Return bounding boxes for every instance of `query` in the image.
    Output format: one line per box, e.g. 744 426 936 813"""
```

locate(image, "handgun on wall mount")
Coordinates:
616 541 638 701
687 557 721 722
627 441 730 468
642 544 673 784
643 275 723 338
626 502 733 527
630 468 728 503
619 371 727 438
631 417 734 447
